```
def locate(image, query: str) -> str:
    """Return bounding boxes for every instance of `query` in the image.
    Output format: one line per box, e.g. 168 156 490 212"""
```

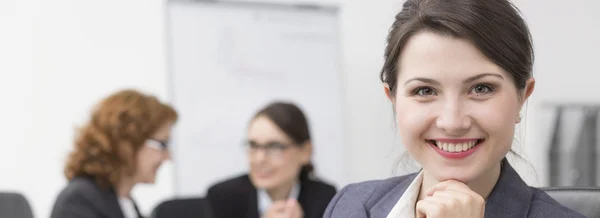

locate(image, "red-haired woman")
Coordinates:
50 89 178 218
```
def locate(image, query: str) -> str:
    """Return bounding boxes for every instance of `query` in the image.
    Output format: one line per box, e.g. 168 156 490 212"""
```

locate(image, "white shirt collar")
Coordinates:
118 197 137 218
258 182 301 215
386 171 424 218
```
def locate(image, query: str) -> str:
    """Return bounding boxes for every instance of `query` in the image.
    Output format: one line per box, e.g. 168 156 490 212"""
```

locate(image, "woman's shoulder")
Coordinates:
297 177 338 204
56 177 104 201
206 174 254 197
323 173 418 217
339 173 416 201
50 177 105 218
528 187 587 218
302 176 337 192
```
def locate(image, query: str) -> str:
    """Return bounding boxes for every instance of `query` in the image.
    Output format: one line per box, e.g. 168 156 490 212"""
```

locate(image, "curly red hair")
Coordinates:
65 89 178 189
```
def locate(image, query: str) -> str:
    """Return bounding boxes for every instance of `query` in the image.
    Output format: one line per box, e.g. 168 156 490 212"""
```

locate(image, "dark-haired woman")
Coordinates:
207 102 336 218
323 0 585 217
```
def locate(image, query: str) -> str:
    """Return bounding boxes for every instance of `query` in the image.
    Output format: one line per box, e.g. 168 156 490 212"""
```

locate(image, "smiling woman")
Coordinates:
206 101 336 218
50 89 178 218
323 0 585 218
392 32 524 188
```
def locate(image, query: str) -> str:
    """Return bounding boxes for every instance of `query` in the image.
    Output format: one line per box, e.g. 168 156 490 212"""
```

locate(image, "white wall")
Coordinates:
0 0 34 196
1 0 174 217
2 0 598 217
338 0 407 183
520 0 600 186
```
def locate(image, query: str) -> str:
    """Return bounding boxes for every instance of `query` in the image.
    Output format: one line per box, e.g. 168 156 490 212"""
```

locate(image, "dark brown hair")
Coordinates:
253 101 314 181
381 0 534 96
65 89 178 189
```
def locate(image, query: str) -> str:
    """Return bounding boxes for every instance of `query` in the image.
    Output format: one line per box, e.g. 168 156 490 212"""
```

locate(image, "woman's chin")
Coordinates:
426 166 478 183
250 175 276 189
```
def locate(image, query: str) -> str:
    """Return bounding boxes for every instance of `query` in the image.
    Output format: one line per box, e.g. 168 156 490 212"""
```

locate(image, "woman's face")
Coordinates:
134 121 173 184
247 116 311 191
387 31 534 183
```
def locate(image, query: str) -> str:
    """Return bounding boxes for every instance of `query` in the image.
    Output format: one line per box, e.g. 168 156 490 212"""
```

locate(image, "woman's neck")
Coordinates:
116 176 136 198
266 180 296 202
418 162 502 201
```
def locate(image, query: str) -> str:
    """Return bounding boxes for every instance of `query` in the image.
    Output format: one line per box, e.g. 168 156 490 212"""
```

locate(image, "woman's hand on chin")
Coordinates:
416 180 485 218
262 199 304 218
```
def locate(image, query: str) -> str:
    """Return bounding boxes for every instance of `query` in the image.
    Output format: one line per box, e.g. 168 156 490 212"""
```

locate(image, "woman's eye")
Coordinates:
414 87 436 96
471 84 494 95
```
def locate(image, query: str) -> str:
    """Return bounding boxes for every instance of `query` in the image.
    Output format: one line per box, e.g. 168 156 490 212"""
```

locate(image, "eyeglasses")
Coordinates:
146 138 169 151
244 141 293 158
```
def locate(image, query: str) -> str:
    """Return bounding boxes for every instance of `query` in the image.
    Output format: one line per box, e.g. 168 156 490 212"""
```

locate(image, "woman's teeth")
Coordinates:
434 140 478 152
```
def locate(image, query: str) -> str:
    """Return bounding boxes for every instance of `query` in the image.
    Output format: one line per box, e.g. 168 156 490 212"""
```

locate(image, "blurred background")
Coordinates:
1 0 599 217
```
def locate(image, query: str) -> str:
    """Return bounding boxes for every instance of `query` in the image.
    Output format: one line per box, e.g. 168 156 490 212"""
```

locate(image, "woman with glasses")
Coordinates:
206 102 336 218
50 89 178 218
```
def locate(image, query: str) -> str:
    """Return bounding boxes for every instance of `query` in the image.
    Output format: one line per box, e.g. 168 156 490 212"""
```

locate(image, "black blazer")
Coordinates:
50 177 143 218
206 175 336 218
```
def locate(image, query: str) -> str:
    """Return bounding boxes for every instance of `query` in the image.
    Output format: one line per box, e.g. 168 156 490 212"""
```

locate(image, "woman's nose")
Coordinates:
435 100 471 135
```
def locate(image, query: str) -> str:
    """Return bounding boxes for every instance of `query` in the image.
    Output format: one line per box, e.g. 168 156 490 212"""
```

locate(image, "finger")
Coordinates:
422 195 458 211
268 201 288 212
432 189 468 201
285 199 303 218
262 212 285 218
432 189 483 206
286 198 298 208
416 198 444 218
429 184 485 207
428 190 469 209
426 180 471 196
286 207 301 218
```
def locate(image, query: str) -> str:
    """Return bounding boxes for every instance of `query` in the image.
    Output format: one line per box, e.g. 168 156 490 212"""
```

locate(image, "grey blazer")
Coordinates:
324 159 586 218
50 177 143 218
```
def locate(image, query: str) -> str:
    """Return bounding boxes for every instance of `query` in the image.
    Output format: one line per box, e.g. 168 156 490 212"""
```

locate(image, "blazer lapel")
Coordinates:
245 184 260 218
102 188 126 218
297 179 319 217
484 158 533 218
297 181 310 216
105 193 143 218
369 173 418 218
133 199 144 218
